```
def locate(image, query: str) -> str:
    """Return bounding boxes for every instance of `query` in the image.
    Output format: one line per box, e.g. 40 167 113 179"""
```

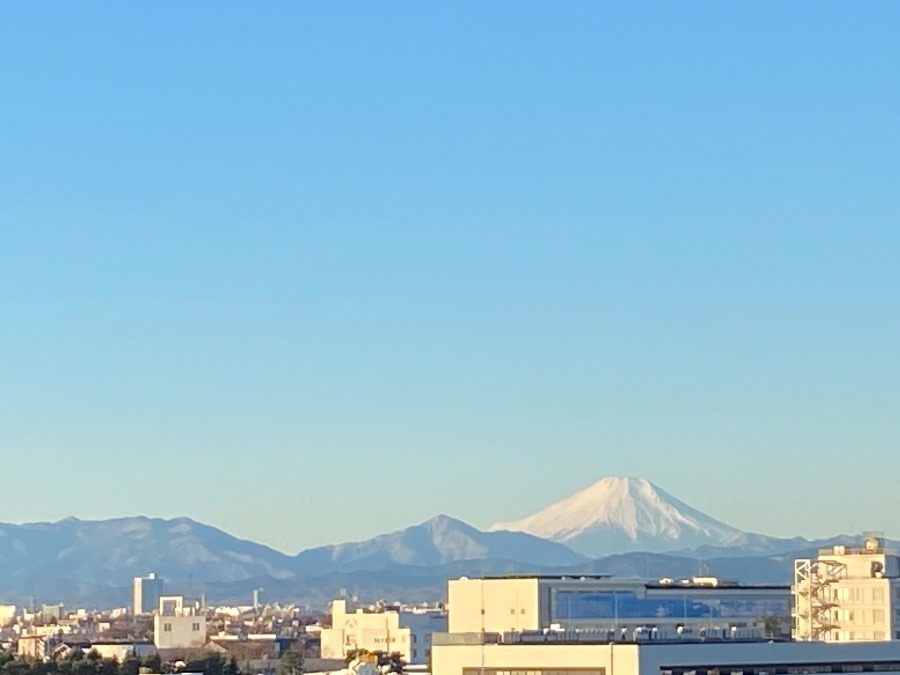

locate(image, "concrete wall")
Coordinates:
431 641 637 675
153 614 206 649
449 579 541 634
434 637 900 675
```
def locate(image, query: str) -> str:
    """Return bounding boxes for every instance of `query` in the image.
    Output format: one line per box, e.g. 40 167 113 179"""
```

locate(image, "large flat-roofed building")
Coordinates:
448 575 790 636
793 536 900 642
432 634 900 675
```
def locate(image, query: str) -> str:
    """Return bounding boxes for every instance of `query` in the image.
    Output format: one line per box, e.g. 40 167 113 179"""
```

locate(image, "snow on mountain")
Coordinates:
489 476 761 556
293 514 585 573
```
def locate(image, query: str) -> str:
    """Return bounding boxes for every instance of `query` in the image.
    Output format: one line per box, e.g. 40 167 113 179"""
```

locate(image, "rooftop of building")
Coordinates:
463 574 788 590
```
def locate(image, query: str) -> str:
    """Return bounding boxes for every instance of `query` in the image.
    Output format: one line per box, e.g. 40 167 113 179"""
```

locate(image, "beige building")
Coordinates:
448 575 789 636
17 635 50 660
320 600 412 661
794 536 900 642
432 636 900 675
434 574 900 675
153 595 206 650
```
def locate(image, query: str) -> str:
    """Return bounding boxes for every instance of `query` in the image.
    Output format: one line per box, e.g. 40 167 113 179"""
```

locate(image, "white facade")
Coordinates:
133 573 164 616
793 536 900 642
433 637 900 675
320 600 412 661
89 642 156 660
153 614 207 649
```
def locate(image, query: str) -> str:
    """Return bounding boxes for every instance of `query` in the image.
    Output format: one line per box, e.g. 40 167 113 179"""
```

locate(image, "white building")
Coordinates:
87 642 156 660
793 536 900 642
448 575 789 636
433 634 900 675
133 573 164 616
320 600 412 661
433 573 900 675
153 595 206 650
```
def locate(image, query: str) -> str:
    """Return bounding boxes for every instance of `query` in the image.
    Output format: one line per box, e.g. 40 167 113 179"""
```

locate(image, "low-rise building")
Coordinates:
153 596 206 650
320 600 412 661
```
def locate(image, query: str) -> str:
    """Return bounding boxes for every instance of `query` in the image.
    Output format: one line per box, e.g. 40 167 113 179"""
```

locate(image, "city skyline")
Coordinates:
2 3 899 554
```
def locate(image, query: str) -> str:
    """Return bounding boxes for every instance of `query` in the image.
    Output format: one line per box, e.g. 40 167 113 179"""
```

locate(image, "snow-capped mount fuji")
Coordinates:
489 476 764 556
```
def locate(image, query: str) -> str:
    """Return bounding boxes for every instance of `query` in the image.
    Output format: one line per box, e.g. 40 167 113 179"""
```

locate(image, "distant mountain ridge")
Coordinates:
0 513 582 602
0 516 297 583
294 514 585 572
0 475 891 608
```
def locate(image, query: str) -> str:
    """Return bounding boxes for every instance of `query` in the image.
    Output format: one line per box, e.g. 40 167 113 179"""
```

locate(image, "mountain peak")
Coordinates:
489 475 747 556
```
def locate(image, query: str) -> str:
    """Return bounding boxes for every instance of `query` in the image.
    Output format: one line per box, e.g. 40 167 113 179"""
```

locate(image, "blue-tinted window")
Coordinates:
551 591 788 621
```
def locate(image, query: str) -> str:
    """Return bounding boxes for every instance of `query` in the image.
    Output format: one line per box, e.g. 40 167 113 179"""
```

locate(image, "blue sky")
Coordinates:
1 2 898 553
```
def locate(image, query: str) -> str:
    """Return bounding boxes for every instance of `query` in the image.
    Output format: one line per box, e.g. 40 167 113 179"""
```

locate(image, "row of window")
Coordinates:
161 623 202 632
830 609 890 623
829 631 900 641
830 588 891 603
552 591 788 620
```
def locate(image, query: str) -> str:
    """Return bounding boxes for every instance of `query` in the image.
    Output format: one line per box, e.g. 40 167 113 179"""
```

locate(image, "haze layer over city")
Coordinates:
2 3 898 559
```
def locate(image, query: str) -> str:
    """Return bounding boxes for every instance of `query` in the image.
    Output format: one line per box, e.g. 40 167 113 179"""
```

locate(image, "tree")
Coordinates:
278 651 303 675
118 656 140 675
184 655 224 675
98 659 119 675
72 659 97 675
140 654 161 674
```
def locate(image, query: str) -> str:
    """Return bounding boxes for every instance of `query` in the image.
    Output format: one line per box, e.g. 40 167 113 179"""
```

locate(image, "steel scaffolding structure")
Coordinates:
792 558 847 641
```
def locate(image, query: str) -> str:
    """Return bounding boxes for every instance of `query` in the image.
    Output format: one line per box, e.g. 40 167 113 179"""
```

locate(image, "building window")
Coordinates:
192 623 201 631
163 623 172 632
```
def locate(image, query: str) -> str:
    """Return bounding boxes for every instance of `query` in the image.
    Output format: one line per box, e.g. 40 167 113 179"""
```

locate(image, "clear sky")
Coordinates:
1 2 898 554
